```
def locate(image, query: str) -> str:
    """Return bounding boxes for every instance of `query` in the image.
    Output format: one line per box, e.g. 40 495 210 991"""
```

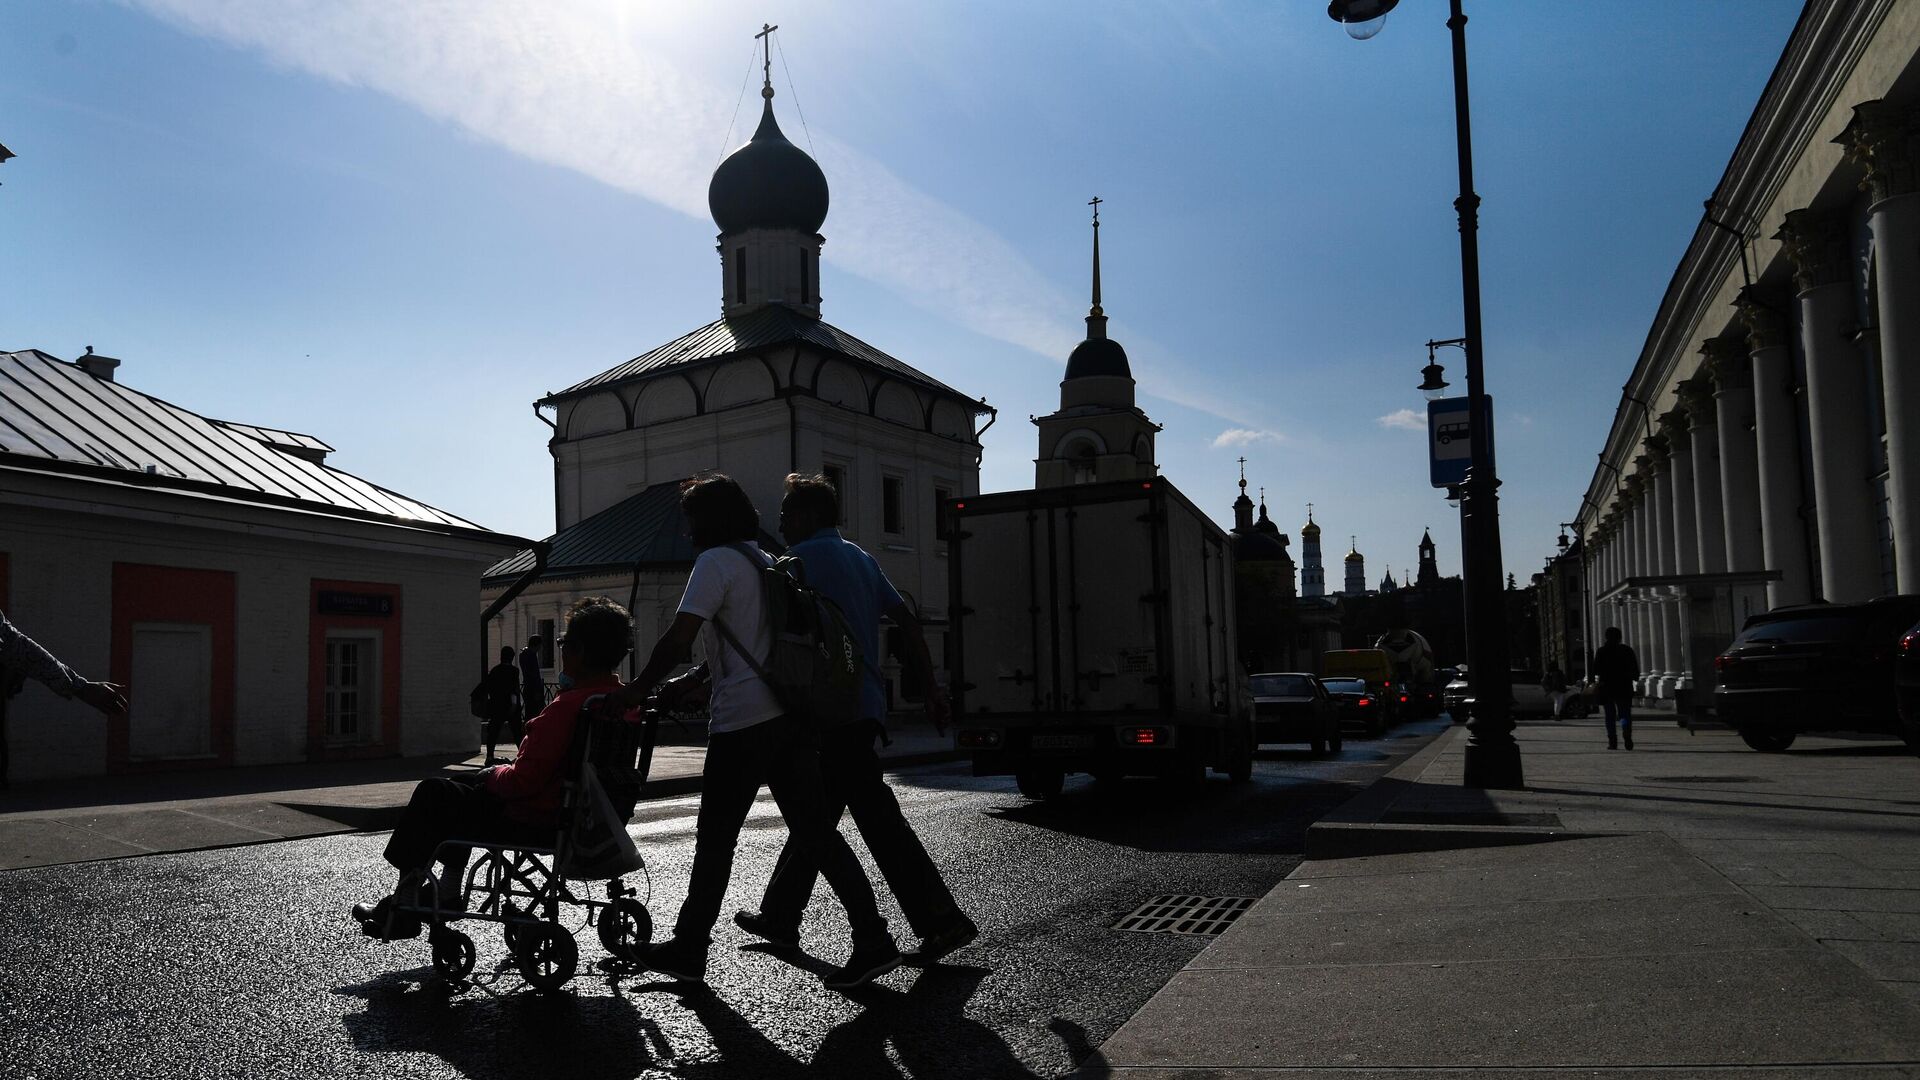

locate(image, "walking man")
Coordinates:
1 609 127 787
734 473 978 962
518 634 547 723
605 473 899 989
1592 626 1638 750
482 645 523 765
1544 663 1569 720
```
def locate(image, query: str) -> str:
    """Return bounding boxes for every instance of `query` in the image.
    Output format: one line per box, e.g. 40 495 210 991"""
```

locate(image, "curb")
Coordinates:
1303 725 1601 860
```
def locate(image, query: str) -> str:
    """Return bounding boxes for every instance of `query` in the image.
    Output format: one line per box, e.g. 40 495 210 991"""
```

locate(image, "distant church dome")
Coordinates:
708 92 829 236
1345 547 1365 563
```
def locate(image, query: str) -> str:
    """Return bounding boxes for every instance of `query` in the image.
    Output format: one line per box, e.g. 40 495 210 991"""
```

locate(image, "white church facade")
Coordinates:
482 65 992 698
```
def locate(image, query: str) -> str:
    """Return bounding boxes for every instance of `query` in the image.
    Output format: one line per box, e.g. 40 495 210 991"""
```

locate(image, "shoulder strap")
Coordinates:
711 543 776 686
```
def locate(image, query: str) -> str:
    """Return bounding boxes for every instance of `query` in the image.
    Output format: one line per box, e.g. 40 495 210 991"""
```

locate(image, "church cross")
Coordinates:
756 23 779 92
1088 195 1102 224
1236 455 1246 488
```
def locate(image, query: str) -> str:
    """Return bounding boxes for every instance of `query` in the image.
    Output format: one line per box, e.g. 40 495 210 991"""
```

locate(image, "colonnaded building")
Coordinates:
481 70 991 700
1575 0 1920 704
0 349 527 781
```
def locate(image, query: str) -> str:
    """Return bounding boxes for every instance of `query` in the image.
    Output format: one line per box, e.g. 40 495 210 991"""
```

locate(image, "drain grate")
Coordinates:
1114 895 1257 936
1637 775 1759 784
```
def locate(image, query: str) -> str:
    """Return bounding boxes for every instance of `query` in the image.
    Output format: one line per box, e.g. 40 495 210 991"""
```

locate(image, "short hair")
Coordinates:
561 596 632 671
499 645 515 662
783 472 838 525
680 473 759 549
525 635 542 648
1604 626 1622 643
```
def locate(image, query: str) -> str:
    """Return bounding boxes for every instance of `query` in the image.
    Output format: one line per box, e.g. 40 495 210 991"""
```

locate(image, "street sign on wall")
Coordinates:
1429 396 1493 488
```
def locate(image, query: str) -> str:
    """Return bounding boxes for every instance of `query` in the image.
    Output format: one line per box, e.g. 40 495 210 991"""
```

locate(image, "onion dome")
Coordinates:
1255 492 1282 539
1345 545 1364 563
1301 508 1321 537
708 88 829 236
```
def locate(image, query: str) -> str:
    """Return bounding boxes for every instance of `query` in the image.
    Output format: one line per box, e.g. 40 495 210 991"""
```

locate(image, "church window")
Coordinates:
822 463 848 525
734 247 747 304
883 475 905 535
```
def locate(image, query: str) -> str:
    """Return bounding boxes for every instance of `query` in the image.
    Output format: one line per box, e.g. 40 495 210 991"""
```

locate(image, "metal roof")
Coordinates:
484 479 782 583
0 349 492 535
544 304 984 407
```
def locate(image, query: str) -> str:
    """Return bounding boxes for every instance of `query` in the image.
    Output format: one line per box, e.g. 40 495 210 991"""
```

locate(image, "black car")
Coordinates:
1250 672 1342 755
1319 676 1386 737
1897 618 1920 754
1712 596 1920 751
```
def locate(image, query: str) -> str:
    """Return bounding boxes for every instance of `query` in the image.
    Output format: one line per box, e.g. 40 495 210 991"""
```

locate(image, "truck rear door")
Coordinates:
1057 493 1162 714
953 501 1057 714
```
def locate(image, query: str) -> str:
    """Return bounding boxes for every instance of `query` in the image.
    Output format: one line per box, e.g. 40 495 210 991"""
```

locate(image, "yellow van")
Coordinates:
1322 649 1396 704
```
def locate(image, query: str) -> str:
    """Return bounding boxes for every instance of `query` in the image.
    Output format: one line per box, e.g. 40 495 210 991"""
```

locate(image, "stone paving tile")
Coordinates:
1855 910 1920 940
1825 940 1920 983
1747 885 1920 914
0 818 149 869
1782 906 1897 941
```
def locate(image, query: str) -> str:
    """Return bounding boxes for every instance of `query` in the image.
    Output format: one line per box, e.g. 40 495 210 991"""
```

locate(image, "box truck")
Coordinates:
946 477 1255 798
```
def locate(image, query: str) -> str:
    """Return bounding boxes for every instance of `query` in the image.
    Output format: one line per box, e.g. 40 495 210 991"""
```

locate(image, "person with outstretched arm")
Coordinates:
733 473 977 962
603 473 900 991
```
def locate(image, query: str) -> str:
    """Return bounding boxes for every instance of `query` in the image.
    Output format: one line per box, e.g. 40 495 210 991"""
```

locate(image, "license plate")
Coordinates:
1031 733 1095 750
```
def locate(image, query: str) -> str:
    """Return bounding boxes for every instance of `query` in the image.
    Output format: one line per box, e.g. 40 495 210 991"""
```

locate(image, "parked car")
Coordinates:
1713 596 1920 751
1443 668 1472 722
1250 672 1342 755
1319 676 1386 737
1895 618 1920 755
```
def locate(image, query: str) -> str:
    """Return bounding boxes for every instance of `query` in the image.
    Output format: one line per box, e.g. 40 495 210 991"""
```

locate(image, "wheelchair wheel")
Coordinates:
596 898 652 963
514 923 578 991
431 928 476 981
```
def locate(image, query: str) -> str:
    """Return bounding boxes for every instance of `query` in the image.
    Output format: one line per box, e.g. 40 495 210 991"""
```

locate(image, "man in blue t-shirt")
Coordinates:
733 473 978 962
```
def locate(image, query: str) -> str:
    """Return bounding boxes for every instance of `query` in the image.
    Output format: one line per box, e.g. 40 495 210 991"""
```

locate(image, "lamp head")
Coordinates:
1418 360 1449 400
1328 0 1400 39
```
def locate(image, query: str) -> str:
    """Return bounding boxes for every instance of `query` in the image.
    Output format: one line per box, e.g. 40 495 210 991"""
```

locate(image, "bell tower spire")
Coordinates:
1087 195 1106 339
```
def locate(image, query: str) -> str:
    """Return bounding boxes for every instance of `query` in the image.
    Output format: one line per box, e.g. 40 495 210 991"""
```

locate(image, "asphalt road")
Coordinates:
1 718 1449 1080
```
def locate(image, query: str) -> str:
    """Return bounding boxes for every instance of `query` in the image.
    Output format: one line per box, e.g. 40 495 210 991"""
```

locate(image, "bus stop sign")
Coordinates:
1429 396 1492 488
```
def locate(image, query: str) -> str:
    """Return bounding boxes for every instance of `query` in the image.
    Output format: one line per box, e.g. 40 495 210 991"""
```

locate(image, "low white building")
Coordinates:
485 72 991 697
0 348 529 781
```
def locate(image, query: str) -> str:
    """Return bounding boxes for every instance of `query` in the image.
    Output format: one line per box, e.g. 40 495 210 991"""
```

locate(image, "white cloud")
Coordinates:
1377 408 1425 431
117 2 1095 378
1211 428 1284 449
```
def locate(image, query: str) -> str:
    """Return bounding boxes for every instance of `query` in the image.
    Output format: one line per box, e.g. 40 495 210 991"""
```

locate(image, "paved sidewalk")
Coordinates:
0 722 957 871
1080 716 1920 1077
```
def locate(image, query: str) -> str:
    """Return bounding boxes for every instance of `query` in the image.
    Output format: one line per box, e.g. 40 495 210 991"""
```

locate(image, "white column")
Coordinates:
1627 475 1654 697
1736 288 1810 608
1681 372 1728 574
1777 209 1880 602
1647 445 1681 697
1837 101 1920 592
1665 416 1699 692
1708 344 1764 574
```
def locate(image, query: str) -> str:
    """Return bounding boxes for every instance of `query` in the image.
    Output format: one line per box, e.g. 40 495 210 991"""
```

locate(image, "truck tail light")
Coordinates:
957 729 1002 748
1358 697 1372 707
1903 631 1919 655
1714 654 1736 672
1121 726 1168 746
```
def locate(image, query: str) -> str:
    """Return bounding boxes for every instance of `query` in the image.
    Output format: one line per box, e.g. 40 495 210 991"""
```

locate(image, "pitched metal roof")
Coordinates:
483 478 782 582
543 304 984 407
0 349 496 536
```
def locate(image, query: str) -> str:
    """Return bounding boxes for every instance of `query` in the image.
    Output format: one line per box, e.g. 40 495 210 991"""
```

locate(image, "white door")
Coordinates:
129 623 212 760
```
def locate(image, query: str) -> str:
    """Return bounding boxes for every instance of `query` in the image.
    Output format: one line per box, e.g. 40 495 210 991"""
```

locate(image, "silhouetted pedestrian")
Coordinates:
482 645 522 765
605 473 899 990
518 634 547 721
1544 664 1569 719
1592 626 1639 750
734 472 977 962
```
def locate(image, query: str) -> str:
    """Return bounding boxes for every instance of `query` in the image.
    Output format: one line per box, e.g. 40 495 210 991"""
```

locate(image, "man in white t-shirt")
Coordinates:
608 473 899 990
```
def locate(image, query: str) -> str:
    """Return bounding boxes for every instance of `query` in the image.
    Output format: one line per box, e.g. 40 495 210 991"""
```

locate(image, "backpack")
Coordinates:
710 543 863 728
467 679 491 720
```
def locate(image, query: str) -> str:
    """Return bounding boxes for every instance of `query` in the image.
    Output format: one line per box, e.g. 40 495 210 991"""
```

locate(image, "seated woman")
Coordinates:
353 596 632 940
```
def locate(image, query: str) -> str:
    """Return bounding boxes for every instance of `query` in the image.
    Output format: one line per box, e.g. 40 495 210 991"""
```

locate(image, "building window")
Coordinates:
537 618 556 668
883 475 904 535
822 463 849 525
324 634 378 742
734 247 747 304
934 485 953 540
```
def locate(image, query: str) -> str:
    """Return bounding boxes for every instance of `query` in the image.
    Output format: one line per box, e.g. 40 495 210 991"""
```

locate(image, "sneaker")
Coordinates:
352 895 422 941
824 941 902 990
646 936 709 983
916 914 978 963
1624 735 1635 750
733 909 800 948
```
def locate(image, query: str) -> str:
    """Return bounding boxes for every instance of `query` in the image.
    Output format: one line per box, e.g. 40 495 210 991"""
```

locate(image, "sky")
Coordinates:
2 0 1804 582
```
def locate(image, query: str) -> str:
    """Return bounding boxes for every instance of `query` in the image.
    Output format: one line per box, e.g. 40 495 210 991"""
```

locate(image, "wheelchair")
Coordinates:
390 694 660 991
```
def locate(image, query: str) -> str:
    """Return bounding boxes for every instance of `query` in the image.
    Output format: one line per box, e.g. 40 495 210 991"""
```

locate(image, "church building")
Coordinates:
483 46 993 699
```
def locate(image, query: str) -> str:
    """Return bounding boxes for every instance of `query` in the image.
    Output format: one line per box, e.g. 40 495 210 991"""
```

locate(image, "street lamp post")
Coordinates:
1329 0 1519 787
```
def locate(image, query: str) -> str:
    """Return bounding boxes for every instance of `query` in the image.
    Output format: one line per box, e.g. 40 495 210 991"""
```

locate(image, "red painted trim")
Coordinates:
109 563 237 773
307 579 403 761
